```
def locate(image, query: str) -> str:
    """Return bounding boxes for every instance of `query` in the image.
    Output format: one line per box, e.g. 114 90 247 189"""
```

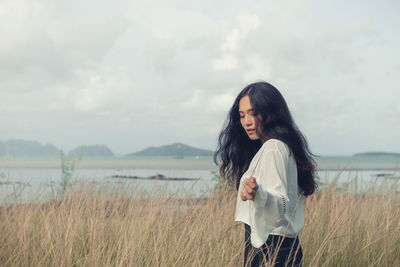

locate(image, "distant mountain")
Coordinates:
0 139 59 157
127 142 214 158
353 152 400 157
69 145 114 158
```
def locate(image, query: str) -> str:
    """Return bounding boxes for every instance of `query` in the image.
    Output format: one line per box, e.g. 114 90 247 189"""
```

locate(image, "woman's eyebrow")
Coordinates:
239 108 255 113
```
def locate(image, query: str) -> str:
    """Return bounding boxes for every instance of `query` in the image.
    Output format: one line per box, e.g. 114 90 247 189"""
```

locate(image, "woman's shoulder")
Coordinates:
261 139 290 156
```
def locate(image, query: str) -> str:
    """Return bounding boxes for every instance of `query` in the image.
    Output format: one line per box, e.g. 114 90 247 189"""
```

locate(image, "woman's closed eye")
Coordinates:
239 113 256 119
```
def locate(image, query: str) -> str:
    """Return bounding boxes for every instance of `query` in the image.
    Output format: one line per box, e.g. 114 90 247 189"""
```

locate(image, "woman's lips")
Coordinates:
247 129 255 134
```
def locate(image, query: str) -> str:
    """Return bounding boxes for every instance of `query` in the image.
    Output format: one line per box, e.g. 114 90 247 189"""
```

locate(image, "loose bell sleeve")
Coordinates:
235 142 292 248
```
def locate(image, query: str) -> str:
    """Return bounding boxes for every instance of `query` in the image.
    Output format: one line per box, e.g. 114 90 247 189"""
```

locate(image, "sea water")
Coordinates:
0 156 399 203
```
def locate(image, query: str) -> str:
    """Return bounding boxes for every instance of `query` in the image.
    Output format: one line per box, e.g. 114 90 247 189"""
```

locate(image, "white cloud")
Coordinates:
0 0 129 81
236 13 261 35
243 56 271 83
74 77 103 113
212 13 260 71
183 89 205 109
212 54 238 70
220 13 261 53
220 28 242 52
209 92 235 113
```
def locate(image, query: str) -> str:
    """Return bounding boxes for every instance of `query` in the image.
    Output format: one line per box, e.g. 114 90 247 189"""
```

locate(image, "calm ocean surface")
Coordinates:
1 156 399 203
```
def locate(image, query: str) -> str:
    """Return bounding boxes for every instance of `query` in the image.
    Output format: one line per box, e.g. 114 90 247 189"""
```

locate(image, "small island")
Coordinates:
126 142 214 158
0 139 116 158
69 145 114 158
352 152 400 157
111 174 200 181
0 139 59 157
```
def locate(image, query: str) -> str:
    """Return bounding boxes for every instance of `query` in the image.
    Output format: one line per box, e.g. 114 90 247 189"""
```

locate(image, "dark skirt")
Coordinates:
244 223 304 267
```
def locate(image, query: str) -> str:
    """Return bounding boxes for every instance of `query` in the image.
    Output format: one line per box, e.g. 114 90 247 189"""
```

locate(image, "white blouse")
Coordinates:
235 139 304 248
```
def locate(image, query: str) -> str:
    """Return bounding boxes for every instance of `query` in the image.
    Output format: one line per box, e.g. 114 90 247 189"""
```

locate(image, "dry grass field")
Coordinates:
0 177 399 266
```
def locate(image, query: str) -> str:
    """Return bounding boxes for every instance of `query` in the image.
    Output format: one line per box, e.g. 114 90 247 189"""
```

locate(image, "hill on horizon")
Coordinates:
0 139 115 158
69 145 114 158
127 142 214 158
352 151 400 157
0 139 59 157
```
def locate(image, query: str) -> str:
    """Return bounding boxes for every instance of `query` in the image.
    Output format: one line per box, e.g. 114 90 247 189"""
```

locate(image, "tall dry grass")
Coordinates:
0 177 399 266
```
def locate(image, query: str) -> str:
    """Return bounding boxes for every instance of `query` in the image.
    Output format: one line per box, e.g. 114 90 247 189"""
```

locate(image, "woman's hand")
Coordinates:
240 177 259 201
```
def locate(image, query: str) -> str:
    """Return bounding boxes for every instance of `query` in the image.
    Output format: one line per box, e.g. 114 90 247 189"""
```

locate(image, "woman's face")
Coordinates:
239 95 265 142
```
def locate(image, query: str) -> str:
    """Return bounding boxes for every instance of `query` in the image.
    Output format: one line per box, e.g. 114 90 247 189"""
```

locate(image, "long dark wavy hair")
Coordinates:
214 82 317 196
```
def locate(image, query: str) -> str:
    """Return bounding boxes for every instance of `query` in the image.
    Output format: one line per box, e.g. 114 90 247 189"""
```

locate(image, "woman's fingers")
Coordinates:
240 189 247 201
241 188 254 201
244 183 255 196
241 179 257 201
244 178 258 195
252 181 259 192
240 177 259 201
248 177 258 188
246 190 255 200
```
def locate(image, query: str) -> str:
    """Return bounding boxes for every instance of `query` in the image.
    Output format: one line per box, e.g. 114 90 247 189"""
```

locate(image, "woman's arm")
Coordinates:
253 147 290 219
237 145 292 248
239 144 290 216
240 145 290 204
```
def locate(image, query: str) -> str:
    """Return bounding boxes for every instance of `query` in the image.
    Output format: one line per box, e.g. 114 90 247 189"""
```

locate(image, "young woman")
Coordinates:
214 82 317 267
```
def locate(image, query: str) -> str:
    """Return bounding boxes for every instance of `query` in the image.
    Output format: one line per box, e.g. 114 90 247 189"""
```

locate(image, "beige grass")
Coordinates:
0 177 399 266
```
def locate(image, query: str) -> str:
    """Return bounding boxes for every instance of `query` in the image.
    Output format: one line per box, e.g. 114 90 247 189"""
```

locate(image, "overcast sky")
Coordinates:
1 0 399 156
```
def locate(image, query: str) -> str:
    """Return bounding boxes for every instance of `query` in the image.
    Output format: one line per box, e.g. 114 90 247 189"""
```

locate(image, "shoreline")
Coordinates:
0 157 399 171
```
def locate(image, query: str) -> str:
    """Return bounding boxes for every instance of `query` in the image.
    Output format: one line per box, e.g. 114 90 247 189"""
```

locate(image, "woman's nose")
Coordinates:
244 116 252 125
